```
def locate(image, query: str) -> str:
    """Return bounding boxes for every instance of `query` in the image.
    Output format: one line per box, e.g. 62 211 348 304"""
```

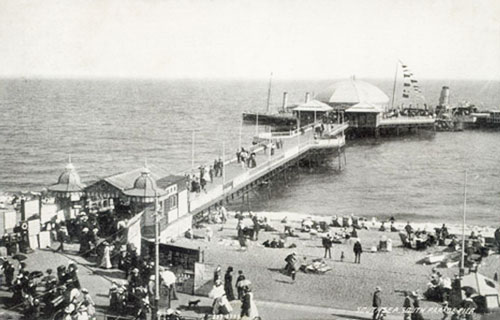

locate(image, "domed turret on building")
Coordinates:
125 164 166 202
315 78 389 110
130 167 158 194
48 158 86 197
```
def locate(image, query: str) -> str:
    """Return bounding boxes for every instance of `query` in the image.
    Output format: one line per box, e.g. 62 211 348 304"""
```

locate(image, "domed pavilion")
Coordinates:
315 78 390 110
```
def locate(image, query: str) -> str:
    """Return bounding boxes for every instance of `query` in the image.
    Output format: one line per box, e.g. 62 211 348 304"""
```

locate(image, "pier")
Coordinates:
185 121 347 222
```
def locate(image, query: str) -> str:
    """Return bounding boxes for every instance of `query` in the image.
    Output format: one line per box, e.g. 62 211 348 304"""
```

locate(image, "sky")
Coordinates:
0 0 499 80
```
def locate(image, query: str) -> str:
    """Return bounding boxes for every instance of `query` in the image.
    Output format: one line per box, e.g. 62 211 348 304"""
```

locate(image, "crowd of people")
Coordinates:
107 262 178 320
186 158 224 194
0 258 95 320
209 266 258 319
186 140 288 195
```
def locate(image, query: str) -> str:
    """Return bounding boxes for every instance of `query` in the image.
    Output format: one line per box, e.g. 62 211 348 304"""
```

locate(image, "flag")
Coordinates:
403 73 410 78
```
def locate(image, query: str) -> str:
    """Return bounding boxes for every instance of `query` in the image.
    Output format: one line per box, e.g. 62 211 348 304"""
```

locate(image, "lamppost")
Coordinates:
154 189 160 319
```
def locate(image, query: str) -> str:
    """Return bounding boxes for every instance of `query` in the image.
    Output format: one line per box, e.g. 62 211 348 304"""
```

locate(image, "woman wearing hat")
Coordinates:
99 241 112 269
81 288 95 317
224 266 235 301
240 286 259 320
209 279 233 315
63 303 76 320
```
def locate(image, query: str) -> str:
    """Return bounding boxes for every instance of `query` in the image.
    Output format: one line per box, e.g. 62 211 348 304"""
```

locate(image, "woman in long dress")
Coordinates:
81 288 95 317
241 286 259 320
100 242 112 269
224 267 235 301
209 279 232 315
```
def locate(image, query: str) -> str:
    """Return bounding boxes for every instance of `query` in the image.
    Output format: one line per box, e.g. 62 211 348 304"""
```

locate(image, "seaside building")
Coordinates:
289 99 334 126
316 78 389 136
315 78 390 112
83 164 189 241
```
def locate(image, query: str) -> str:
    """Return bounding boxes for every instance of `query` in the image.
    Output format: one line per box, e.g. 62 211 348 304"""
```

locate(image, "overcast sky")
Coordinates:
1 0 499 80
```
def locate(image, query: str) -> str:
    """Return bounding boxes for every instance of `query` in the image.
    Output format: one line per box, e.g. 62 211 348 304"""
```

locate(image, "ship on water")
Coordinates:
435 85 500 131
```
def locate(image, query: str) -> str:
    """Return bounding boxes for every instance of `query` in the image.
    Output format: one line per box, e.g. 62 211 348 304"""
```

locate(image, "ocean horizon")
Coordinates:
1 77 499 226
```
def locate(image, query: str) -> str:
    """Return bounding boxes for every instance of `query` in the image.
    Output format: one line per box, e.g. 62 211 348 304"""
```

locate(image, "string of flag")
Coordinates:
400 61 422 99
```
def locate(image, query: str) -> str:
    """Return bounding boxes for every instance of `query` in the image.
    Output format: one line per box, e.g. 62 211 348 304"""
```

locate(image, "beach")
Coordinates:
173 210 499 319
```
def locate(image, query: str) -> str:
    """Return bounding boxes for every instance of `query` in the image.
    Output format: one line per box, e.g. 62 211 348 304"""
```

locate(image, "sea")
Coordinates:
1 78 499 227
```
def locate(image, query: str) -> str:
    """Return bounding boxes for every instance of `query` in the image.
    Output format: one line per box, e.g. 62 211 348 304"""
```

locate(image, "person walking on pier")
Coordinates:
200 175 207 193
240 150 248 169
213 159 219 177
354 239 363 264
209 165 214 182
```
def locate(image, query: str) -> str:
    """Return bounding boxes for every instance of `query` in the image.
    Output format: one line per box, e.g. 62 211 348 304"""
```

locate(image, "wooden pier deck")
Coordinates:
185 122 348 217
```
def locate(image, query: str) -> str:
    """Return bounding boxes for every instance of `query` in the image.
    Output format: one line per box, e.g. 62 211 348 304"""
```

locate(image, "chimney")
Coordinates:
305 92 310 103
282 92 288 111
439 86 450 106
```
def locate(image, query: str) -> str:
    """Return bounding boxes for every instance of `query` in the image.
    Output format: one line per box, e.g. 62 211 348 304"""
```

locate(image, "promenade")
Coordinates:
0 245 399 320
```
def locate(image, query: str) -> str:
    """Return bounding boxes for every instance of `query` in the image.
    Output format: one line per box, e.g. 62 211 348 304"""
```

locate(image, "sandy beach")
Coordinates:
173 210 499 320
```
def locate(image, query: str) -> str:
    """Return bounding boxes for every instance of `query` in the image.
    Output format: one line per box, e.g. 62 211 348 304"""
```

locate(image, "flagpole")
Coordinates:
191 130 195 170
239 117 243 151
222 141 226 186
460 170 467 277
390 61 400 111
266 72 273 113
256 112 259 135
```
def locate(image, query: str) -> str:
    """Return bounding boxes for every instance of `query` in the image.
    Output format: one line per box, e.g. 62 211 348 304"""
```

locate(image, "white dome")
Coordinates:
315 79 389 106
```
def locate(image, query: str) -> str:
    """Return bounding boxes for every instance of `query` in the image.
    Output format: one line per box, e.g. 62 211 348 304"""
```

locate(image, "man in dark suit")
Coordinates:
354 240 363 264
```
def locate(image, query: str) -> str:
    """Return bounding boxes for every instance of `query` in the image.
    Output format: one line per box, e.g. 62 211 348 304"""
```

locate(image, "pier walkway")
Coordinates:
185 122 348 216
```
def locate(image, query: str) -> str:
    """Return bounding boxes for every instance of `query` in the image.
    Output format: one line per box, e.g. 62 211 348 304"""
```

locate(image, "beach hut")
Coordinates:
452 272 500 312
342 216 352 227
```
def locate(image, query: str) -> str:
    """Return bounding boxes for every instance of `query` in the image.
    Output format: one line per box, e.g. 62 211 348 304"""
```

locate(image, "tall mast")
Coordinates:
266 72 273 113
390 61 400 110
